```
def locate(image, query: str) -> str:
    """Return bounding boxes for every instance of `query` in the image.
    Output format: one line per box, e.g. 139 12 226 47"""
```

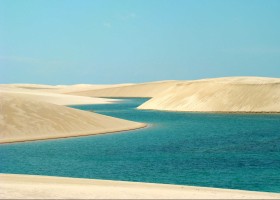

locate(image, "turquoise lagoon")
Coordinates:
0 98 280 192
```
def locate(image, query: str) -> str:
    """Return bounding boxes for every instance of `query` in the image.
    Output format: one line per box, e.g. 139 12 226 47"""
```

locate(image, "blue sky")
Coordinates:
1 0 280 84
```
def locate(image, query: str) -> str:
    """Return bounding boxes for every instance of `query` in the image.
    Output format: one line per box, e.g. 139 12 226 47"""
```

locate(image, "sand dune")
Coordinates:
1 174 279 199
138 77 280 112
51 83 133 94
0 83 62 90
0 93 145 143
68 80 179 97
0 86 118 105
2 83 133 94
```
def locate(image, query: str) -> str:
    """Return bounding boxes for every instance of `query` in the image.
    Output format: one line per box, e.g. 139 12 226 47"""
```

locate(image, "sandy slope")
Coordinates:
0 86 118 105
138 77 280 113
68 80 179 97
0 93 145 143
1 174 279 199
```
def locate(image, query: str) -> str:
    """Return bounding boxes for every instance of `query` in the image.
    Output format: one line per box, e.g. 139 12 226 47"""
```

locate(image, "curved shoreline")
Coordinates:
0 92 147 145
1 174 279 199
0 123 147 145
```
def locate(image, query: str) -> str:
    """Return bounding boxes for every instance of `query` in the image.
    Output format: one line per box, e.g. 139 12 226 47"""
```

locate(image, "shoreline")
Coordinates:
0 123 147 145
1 174 279 199
137 107 280 114
0 92 147 145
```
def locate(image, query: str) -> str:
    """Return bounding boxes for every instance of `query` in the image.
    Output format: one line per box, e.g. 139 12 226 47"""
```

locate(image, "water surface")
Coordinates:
1 98 280 192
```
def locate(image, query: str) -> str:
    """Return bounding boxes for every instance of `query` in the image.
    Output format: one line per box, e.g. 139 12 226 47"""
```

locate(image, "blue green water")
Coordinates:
1 98 280 192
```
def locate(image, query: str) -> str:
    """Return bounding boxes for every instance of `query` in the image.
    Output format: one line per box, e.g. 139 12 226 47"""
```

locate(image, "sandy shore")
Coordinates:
0 174 279 199
138 77 280 112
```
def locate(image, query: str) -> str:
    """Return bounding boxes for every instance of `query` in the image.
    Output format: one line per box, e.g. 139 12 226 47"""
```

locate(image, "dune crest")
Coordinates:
0 93 145 144
138 77 280 113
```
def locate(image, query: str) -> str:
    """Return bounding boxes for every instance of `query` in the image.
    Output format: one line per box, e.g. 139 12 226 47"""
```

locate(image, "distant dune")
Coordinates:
2 83 134 94
68 80 179 97
0 93 145 144
138 77 280 113
0 85 118 105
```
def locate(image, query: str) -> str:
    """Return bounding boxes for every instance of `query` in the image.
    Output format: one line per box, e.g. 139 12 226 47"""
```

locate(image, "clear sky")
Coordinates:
1 0 280 84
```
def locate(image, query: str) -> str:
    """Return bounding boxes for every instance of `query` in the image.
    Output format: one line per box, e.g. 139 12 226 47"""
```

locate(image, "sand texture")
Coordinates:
138 77 280 113
68 80 179 97
0 93 145 143
1 174 279 199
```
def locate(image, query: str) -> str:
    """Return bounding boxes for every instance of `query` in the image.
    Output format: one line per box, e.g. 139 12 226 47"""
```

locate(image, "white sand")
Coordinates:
0 92 145 144
138 77 280 113
3 83 134 94
68 80 179 97
0 85 118 105
0 174 279 199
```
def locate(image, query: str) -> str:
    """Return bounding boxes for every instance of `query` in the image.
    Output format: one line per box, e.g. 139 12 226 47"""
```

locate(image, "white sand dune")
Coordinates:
0 83 60 89
68 80 179 97
138 77 280 113
52 84 133 94
0 92 145 144
1 174 279 199
0 86 118 105
2 83 134 94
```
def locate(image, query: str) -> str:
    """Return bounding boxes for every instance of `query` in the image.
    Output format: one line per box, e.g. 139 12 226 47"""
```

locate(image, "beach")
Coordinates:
1 174 280 199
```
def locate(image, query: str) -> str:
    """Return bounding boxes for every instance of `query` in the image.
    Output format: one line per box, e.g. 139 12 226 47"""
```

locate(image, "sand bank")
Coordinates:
0 93 145 144
0 174 279 199
138 77 280 113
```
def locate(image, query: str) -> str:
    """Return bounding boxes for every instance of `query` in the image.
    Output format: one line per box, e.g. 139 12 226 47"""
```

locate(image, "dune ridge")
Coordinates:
138 77 280 113
1 83 134 94
0 93 145 144
68 80 179 97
